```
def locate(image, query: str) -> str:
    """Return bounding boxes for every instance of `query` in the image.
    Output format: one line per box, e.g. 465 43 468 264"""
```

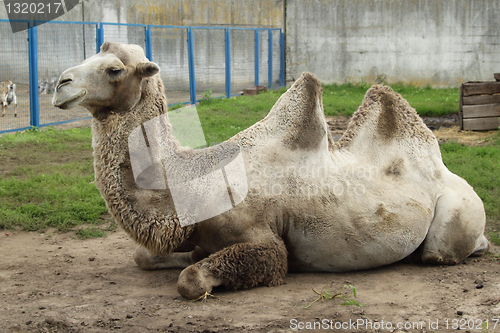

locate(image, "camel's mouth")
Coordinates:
53 89 87 110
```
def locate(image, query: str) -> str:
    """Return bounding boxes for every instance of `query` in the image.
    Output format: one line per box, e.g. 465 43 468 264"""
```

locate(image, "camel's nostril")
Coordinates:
56 78 73 92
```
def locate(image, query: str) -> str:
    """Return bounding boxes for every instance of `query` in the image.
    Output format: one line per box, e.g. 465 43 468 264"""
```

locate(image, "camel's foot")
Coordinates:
134 246 195 270
177 265 222 300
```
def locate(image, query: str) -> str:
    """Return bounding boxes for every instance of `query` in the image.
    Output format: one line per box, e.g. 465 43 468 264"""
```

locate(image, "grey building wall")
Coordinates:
0 0 284 28
286 0 500 87
0 0 284 92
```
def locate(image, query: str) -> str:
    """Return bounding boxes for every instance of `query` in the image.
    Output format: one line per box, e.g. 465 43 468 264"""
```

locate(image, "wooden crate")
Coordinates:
459 75 500 131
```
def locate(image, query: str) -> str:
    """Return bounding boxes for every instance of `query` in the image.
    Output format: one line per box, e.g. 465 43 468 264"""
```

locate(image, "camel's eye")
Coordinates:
107 67 123 77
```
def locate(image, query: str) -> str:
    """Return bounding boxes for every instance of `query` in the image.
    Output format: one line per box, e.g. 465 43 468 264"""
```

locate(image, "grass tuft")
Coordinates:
304 284 363 309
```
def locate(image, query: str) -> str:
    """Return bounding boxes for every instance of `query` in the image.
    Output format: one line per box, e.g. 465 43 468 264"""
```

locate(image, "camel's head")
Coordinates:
53 42 159 118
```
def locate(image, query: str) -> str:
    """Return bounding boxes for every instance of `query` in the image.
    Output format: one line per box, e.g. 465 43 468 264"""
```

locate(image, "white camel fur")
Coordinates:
53 42 488 299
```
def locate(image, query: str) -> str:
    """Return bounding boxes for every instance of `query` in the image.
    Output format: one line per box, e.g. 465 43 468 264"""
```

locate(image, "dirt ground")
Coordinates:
1 115 500 333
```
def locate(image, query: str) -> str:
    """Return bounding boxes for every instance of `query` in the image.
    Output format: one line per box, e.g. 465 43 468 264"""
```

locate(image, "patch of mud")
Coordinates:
325 116 351 141
434 126 498 146
1 230 499 332
420 113 459 131
326 113 498 146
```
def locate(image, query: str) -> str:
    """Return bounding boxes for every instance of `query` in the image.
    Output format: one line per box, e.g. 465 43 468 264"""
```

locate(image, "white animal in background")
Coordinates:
38 77 58 94
1 80 17 117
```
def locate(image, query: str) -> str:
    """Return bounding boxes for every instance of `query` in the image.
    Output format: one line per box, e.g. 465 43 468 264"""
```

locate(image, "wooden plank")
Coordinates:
462 82 500 96
463 117 499 131
459 85 463 130
462 104 500 118
463 94 500 105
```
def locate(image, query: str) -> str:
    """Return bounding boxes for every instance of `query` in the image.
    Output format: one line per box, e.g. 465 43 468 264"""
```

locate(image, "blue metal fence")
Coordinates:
0 20 285 134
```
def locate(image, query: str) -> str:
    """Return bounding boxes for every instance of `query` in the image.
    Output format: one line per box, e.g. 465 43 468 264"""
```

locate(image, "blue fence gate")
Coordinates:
0 20 285 134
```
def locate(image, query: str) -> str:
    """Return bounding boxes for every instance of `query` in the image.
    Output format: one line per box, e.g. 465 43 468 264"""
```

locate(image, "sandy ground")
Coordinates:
0 230 499 333
1 115 499 333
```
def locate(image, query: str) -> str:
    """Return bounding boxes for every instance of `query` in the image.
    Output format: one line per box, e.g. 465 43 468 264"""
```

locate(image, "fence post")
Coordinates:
254 30 259 87
28 24 39 128
187 27 197 105
268 30 273 89
145 26 153 61
96 23 104 51
280 31 285 87
225 28 231 99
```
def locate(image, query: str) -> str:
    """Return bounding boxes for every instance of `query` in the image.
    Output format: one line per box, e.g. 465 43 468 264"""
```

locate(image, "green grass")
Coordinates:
197 83 459 144
0 127 108 233
0 84 497 242
391 84 459 117
322 83 459 117
76 222 117 239
76 227 107 239
197 86 287 144
440 135 500 242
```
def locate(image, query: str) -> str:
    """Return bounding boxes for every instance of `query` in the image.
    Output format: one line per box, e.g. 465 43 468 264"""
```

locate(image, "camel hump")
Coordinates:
336 85 436 150
267 72 329 150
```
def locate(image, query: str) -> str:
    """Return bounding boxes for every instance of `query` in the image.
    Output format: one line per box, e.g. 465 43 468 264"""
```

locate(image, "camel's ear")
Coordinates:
136 62 160 78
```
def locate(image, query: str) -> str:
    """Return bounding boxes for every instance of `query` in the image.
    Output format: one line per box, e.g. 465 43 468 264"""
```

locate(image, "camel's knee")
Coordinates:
133 246 160 270
134 245 201 270
177 265 221 300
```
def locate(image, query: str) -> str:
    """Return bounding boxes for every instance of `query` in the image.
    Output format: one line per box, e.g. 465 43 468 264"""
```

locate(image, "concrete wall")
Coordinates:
0 0 283 93
0 0 284 28
286 0 500 87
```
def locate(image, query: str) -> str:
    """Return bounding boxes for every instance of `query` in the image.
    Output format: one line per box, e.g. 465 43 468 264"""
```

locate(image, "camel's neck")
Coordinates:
91 80 194 256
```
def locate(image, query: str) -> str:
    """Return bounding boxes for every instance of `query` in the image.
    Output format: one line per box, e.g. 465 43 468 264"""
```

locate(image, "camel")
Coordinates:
53 42 489 299
1 80 17 117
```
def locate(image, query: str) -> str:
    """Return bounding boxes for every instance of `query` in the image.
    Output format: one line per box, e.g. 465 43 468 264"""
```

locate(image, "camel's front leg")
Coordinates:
133 245 209 270
177 238 288 299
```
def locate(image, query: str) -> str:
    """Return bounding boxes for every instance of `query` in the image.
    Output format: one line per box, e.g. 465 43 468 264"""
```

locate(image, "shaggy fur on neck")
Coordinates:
91 75 194 256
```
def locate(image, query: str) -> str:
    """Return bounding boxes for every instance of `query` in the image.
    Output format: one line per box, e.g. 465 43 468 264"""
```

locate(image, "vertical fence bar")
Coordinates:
187 27 197 105
96 23 104 51
225 28 231 99
145 26 153 61
268 30 273 89
280 30 285 87
254 30 259 87
28 25 40 128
